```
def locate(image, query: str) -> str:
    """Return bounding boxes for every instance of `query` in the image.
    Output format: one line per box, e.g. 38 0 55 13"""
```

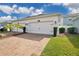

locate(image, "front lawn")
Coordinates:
41 34 79 56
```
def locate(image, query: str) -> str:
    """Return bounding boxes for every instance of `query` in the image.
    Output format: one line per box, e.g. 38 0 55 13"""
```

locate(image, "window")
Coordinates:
55 21 57 24
69 19 72 21
37 20 40 22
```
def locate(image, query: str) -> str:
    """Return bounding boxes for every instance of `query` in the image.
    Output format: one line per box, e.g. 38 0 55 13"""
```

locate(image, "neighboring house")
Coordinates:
73 19 79 33
65 13 79 33
63 14 75 32
11 13 79 35
72 14 79 33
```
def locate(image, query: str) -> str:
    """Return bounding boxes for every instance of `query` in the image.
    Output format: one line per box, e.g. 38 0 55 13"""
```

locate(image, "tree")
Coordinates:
4 23 24 32
4 23 14 31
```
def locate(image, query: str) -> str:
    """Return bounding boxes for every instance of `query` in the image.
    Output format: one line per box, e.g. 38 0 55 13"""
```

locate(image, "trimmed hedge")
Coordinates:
67 27 77 34
59 27 65 33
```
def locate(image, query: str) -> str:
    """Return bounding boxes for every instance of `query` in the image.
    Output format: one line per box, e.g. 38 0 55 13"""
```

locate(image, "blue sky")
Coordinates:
0 3 73 22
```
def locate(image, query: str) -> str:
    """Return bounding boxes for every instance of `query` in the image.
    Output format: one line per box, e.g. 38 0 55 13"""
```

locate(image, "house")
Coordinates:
63 14 75 33
11 13 79 35
12 14 64 35
63 13 79 33
71 14 79 33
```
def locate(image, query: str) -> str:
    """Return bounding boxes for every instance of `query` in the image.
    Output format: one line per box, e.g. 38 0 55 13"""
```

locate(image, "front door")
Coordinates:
23 27 26 33
53 27 57 37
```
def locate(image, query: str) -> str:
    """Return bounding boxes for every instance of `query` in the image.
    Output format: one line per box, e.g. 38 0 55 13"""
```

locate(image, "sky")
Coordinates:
0 3 79 22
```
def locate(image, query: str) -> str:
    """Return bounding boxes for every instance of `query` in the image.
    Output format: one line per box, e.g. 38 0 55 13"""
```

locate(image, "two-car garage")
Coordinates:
26 21 54 35
12 14 62 36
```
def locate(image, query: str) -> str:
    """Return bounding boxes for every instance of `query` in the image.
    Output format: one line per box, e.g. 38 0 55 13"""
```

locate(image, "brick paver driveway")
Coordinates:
0 33 50 56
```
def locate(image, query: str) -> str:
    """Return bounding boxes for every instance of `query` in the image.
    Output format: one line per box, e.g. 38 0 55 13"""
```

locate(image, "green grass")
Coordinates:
41 34 79 56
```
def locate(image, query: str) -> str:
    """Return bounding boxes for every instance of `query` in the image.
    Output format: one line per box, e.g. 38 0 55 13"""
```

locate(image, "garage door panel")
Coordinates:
40 22 53 34
26 22 53 35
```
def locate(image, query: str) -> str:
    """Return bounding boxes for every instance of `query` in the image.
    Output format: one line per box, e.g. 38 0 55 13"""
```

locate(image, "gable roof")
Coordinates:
12 13 63 23
64 13 79 21
65 13 79 17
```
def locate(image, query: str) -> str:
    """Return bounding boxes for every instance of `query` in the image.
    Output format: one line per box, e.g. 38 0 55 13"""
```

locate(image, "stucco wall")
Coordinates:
73 20 79 33
25 15 64 35
63 17 73 26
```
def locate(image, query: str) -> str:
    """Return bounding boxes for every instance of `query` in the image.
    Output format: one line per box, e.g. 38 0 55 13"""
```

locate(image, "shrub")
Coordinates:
67 27 77 34
59 27 65 33
0 28 7 32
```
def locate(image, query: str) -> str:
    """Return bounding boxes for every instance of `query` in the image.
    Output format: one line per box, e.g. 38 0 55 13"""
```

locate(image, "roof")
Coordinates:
64 13 79 21
70 13 79 21
65 13 79 18
11 13 63 23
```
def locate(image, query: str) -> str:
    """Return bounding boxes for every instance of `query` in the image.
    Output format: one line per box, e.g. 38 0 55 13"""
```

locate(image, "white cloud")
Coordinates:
35 9 44 14
0 16 17 22
12 4 17 9
63 3 70 6
0 4 45 17
16 6 35 14
63 3 79 14
64 3 79 8
18 7 31 14
15 6 44 16
31 8 44 16
0 5 13 14
14 9 20 14
70 8 79 14
0 5 31 14
0 4 18 14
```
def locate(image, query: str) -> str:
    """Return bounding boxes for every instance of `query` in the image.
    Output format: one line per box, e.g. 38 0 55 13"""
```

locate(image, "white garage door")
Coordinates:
26 22 53 35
